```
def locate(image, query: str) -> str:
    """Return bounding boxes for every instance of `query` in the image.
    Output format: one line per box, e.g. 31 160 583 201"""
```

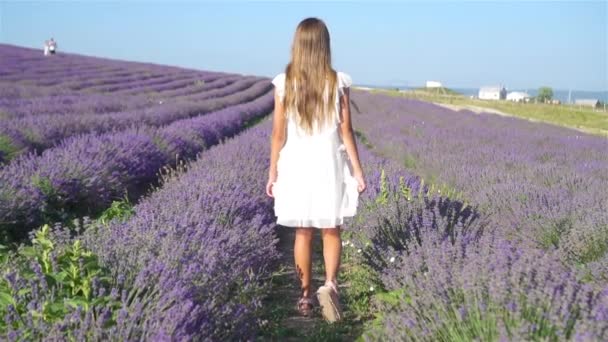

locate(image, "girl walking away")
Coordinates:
266 17 366 322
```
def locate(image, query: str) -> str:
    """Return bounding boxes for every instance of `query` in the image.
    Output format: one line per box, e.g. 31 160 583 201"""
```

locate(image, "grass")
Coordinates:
0 134 20 163
370 88 608 137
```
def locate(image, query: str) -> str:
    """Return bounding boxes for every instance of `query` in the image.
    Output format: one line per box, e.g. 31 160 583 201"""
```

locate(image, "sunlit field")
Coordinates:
0 44 606 341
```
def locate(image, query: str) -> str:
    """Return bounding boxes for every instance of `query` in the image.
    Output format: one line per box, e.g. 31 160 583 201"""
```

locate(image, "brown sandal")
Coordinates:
296 297 314 317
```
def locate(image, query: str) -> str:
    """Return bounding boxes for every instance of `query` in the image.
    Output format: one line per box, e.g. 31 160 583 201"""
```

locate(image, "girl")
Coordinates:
266 17 366 322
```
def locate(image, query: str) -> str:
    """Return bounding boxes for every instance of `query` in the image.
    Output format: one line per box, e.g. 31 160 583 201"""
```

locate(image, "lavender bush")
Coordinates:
360 225 607 340
339 162 607 340
0 224 127 340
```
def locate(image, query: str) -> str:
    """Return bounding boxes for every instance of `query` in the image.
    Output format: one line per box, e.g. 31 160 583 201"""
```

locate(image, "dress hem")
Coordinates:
276 217 354 229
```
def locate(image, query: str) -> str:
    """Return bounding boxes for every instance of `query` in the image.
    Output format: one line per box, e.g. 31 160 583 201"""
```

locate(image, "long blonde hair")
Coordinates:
283 18 338 135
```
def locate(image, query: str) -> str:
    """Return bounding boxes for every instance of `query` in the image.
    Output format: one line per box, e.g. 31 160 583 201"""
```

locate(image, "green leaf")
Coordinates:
36 238 54 251
17 287 32 297
65 298 89 311
47 302 66 315
20 269 36 280
0 292 16 307
30 309 44 319
50 271 68 283
19 246 37 258
83 260 100 271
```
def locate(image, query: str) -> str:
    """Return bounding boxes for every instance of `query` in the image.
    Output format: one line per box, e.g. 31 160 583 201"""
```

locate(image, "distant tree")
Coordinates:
537 86 554 103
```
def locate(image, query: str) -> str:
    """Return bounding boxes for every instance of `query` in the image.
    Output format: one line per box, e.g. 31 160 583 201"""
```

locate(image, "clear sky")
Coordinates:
1 1 606 91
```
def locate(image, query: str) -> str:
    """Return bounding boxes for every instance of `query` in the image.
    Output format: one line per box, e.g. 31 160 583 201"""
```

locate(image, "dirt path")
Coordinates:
258 226 328 341
258 225 365 341
433 102 513 117
433 102 608 137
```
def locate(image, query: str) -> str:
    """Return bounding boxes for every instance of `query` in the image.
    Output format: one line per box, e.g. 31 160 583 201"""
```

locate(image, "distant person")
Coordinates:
266 18 365 322
48 38 57 55
43 39 49 55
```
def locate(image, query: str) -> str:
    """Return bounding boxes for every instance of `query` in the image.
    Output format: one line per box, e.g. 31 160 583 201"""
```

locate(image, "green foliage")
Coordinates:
398 177 412 201
376 169 427 205
375 169 390 205
305 319 363 342
354 129 373 149
363 287 574 342
379 169 466 205
98 196 134 225
340 232 383 319
244 113 268 130
538 217 571 250
403 153 417 170
0 225 120 333
0 135 20 162
573 225 608 265
537 86 554 103
30 175 57 209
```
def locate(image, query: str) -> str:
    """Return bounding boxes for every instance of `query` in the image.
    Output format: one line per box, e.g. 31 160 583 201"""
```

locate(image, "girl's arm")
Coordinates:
266 91 287 197
339 88 366 192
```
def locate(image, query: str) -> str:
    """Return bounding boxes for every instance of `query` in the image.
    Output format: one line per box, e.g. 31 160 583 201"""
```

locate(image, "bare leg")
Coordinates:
320 227 341 285
294 227 314 297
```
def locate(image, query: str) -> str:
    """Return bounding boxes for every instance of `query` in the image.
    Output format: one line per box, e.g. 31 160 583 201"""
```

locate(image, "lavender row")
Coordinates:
33 68 140 87
0 60 109 79
102 73 253 100
0 74 240 119
0 93 154 119
117 74 243 97
69 71 213 93
0 44 178 77
0 91 274 240
113 73 216 95
0 80 272 163
3 119 281 340
67 72 170 91
0 44 217 85
0 82 75 101
350 91 608 267
1 59 124 81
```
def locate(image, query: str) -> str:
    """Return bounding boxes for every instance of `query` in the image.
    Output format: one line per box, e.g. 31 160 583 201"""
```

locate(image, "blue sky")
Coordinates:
1 1 606 91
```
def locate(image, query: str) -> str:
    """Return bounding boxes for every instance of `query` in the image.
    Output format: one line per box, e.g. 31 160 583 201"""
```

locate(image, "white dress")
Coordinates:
272 71 359 228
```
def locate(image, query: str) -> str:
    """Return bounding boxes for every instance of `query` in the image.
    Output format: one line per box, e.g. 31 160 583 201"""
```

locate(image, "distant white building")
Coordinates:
575 99 600 108
426 81 443 88
479 86 507 100
506 91 530 102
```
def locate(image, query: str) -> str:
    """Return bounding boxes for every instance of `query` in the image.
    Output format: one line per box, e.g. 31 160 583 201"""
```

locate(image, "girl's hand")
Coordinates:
354 172 366 193
266 171 277 197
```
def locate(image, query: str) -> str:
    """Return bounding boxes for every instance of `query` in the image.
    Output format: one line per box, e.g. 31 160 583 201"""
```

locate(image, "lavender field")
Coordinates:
346 91 608 341
0 44 606 341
